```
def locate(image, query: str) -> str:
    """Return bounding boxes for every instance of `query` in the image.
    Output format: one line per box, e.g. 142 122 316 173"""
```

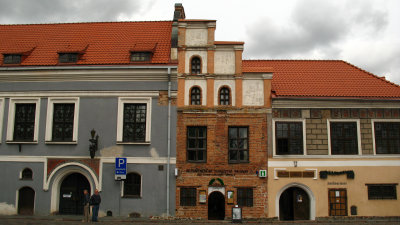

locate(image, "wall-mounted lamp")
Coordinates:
293 161 298 167
89 129 99 159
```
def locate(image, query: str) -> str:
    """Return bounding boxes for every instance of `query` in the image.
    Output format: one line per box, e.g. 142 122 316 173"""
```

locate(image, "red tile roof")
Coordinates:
0 21 174 66
243 60 400 99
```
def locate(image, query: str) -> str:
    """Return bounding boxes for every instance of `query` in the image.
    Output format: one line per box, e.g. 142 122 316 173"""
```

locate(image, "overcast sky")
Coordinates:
1 0 399 84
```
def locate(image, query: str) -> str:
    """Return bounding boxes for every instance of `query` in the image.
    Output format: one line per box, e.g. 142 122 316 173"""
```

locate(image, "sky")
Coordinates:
0 0 399 85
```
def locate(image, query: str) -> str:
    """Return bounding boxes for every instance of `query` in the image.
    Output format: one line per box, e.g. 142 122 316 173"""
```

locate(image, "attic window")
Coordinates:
3 54 22 64
131 52 151 62
59 53 78 63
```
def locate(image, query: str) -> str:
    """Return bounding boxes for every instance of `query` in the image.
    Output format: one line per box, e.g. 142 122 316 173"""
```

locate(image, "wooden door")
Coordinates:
329 189 347 216
18 187 35 215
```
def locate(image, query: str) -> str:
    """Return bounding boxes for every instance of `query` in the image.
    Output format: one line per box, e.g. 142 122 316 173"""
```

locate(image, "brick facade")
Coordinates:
176 110 269 219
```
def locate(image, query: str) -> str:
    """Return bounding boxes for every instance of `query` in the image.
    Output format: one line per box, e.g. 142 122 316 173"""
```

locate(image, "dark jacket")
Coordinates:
90 194 101 206
83 193 90 205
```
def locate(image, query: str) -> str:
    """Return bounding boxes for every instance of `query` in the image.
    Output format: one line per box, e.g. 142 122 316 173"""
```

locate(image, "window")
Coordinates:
123 173 141 197
46 98 79 143
191 57 201 74
13 104 36 141
190 87 201 105
117 97 151 143
330 122 358 155
187 127 207 162
237 188 253 207
219 87 230 105
367 184 397 200
229 127 249 163
3 54 21 64
59 53 78 63
123 104 146 142
180 188 196 206
131 52 151 62
374 122 400 154
275 122 303 155
21 168 33 180
7 98 40 143
329 189 347 216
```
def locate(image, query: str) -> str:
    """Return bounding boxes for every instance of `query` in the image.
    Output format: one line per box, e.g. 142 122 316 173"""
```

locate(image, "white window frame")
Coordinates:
0 98 4 143
272 118 307 157
7 98 41 143
371 119 400 156
45 97 79 144
121 172 143 198
117 97 152 144
327 119 361 156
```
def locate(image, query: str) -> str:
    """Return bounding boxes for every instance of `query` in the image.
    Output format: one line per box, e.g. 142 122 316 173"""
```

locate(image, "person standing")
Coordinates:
90 189 101 222
82 189 90 222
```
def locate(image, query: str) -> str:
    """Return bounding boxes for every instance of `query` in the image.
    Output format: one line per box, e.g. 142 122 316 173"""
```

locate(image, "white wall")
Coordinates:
243 79 264 106
185 29 208 46
184 79 207 106
214 50 235 75
185 50 207 74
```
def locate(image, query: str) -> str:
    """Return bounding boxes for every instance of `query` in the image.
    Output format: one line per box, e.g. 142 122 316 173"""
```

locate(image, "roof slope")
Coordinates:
0 21 173 66
243 60 400 99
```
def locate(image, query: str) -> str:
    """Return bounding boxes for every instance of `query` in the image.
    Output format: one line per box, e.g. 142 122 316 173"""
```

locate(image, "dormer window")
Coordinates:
131 52 151 62
3 54 22 64
59 53 78 63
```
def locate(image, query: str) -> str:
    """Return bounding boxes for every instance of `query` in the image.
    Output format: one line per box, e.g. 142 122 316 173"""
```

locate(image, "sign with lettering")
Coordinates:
115 157 127 180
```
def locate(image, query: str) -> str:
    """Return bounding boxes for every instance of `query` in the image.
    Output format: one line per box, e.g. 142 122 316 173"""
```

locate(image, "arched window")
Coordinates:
124 173 141 197
190 87 201 105
219 87 231 105
191 57 201 74
21 168 33 180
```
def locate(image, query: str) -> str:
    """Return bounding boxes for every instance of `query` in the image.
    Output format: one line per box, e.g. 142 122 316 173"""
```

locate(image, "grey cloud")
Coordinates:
0 0 146 24
245 0 388 59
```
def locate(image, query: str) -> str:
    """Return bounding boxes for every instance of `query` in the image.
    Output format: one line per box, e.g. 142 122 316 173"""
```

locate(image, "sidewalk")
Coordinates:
0 215 399 225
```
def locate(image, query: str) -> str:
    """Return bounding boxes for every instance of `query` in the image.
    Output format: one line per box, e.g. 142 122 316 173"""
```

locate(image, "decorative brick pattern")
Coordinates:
176 110 268 219
47 158 100 178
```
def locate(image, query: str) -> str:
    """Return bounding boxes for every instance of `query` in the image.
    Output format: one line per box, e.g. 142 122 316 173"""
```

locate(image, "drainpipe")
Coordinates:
166 67 172 217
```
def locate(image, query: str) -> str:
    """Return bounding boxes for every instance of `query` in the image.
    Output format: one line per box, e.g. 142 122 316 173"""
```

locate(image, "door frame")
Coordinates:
276 182 315 220
16 186 35 215
208 191 226 220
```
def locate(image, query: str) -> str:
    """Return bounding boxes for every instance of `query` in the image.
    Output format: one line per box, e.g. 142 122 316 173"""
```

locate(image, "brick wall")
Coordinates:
273 108 400 155
176 110 268 218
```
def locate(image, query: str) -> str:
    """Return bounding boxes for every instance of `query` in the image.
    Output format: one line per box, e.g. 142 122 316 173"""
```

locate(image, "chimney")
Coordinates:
173 3 185 21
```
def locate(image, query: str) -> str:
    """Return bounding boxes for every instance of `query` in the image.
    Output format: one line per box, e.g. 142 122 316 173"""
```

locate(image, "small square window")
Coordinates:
131 52 151 62
59 53 78 63
237 188 253 207
3 54 22 64
180 188 196 206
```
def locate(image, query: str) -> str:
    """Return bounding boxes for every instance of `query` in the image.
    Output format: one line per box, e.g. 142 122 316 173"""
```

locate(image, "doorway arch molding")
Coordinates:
48 163 97 214
275 182 315 220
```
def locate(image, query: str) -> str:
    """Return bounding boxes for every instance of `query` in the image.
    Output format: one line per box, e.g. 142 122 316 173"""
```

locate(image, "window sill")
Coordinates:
20 178 33 181
122 195 141 199
117 142 150 145
6 141 38 144
45 141 77 145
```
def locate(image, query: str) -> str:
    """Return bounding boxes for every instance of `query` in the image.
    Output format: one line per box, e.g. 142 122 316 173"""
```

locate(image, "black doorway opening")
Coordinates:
18 187 35 215
279 187 310 221
208 191 225 220
59 173 90 215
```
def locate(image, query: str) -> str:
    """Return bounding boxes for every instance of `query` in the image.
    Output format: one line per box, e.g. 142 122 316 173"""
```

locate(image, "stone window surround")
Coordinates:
327 119 362 156
6 97 41 143
371 119 400 155
272 118 307 157
45 97 79 144
121 172 142 198
0 98 4 143
116 97 152 144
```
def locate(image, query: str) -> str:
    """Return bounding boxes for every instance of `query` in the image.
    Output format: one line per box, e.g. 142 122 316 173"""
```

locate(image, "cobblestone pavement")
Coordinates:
0 216 399 225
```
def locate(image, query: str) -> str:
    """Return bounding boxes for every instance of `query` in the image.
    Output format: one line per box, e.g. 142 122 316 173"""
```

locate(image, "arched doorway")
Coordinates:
18 187 35 215
59 173 90 215
279 187 310 220
208 191 225 220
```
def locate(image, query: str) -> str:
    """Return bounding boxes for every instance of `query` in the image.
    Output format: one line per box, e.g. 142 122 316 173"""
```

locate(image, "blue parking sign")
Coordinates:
115 157 127 175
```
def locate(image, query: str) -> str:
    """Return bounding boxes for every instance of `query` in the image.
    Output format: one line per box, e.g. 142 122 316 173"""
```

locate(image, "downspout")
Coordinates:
166 67 172 217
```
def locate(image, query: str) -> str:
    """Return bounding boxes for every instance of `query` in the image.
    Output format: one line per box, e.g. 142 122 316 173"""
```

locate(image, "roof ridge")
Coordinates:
0 20 173 26
341 60 400 88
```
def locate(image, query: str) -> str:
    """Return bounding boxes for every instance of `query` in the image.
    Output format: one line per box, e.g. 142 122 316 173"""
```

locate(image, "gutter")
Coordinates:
166 67 172 217
0 65 177 71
